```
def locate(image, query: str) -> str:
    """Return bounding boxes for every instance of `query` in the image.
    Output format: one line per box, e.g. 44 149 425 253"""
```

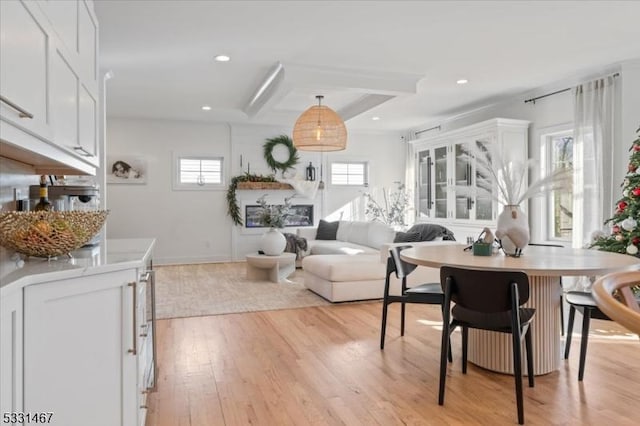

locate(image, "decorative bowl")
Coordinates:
0 210 109 257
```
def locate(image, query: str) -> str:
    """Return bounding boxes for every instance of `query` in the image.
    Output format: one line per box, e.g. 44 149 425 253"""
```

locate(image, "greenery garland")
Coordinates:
263 135 299 173
226 173 277 226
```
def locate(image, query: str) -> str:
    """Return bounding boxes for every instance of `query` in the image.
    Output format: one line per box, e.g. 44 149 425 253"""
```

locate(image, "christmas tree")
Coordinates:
591 126 640 257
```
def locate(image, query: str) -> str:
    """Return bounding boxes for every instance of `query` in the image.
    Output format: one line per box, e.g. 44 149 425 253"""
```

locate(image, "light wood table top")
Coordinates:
400 244 640 277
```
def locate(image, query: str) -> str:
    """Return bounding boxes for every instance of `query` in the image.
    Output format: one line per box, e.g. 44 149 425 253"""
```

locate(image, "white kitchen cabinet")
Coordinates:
0 0 99 174
413 118 529 242
0 0 53 141
0 287 23 419
20 269 154 425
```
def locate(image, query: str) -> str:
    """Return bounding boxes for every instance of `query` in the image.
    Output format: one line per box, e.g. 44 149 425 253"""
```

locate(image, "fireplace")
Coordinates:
245 204 314 228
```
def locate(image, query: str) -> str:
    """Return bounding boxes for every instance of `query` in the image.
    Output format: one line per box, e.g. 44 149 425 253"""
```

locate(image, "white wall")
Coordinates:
105 118 403 264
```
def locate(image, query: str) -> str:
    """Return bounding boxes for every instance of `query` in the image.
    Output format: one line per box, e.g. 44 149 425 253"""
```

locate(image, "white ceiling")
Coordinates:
95 1 640 132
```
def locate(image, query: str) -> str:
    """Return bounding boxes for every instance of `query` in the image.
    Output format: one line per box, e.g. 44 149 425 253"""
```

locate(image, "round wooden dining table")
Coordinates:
400 244 640 375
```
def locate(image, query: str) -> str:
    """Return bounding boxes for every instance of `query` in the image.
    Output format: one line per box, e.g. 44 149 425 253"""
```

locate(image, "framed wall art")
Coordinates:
107 156 147 184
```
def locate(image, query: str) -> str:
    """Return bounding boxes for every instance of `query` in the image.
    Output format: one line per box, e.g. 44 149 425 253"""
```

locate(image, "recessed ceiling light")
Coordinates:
372 116 380 121
201 105 212 111
456 79 469 85
214 55 230 62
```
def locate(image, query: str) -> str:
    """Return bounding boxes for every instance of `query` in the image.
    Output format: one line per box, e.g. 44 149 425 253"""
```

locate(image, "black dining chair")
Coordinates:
528 242 565 335
438 266 535 425
380 245 452 362
563 290 612 381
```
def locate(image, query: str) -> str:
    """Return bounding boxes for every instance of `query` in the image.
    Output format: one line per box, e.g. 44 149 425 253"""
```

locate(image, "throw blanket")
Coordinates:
407 223 456 241
283 233 309 260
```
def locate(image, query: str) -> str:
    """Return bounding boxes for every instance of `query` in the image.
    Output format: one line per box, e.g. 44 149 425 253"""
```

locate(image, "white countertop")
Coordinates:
0 238 156 294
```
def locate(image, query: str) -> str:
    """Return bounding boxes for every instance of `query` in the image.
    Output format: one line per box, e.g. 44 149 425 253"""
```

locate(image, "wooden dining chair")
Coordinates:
438 266 535 425
380 245 452 363
592 270 640 335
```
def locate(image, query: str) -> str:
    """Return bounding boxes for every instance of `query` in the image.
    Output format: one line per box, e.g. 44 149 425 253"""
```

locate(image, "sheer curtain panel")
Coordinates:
572 76 616 249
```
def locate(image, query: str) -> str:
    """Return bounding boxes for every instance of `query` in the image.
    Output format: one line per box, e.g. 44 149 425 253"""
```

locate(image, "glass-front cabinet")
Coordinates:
413 118 529 241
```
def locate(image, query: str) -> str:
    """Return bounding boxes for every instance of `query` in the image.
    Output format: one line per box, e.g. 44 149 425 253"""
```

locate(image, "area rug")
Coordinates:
154 262 331 319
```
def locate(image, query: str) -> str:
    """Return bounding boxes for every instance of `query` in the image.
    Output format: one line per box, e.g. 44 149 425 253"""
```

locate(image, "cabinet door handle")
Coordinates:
128 281 137 355
0 95 34 118
73 146 94 157
148 269 158 392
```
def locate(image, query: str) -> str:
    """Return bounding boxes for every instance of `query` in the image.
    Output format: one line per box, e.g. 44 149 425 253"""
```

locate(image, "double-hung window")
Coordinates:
173 155 224 190
330 161 368 186
544 130 574 241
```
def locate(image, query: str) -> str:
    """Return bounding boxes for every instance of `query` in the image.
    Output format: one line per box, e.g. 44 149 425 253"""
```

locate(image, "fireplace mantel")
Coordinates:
236 182 294 190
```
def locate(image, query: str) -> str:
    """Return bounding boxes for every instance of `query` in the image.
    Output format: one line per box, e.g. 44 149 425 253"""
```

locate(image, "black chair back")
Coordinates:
440 266 530 313
389 245 418 279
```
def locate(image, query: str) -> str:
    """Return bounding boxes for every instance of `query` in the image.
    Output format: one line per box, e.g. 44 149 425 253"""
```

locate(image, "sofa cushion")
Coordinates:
308 240 378 256
367 221 396 249
302 254 385 281
336 220 352 242
347 221 370 247
316 219 339 240
393 231 422 243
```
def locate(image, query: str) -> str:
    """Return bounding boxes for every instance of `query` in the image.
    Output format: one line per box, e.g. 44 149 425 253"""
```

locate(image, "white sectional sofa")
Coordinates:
296 221 459 302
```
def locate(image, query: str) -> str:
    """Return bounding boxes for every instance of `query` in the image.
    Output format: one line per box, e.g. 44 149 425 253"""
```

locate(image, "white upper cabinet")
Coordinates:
45 0 78 54
0 0 99 174
0 0 52 140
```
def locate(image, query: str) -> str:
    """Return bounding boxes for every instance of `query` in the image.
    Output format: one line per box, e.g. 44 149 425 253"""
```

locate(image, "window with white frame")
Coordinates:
330 161 368 186
174 155 224 190
546 131 574 240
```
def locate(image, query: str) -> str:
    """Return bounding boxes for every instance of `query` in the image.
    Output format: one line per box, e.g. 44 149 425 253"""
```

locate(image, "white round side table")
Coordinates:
245 252 296 283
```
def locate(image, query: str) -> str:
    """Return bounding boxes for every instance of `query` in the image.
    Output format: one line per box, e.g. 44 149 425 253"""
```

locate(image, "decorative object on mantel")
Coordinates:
305 162 316 181
256 194 292 255
292 95 347 151
0 210 108 258
227 173 278 226
591 127 640 293
456 143 572 257
363 182 412 230
263 135 300 174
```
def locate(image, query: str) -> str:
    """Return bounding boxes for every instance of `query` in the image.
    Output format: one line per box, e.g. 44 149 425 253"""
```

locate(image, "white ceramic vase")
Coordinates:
495 205 530 256
260 227 286 256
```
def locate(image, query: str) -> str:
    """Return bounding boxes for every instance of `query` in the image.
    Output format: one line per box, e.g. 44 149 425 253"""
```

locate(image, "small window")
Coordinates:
174 156 224 190
330 161 368 186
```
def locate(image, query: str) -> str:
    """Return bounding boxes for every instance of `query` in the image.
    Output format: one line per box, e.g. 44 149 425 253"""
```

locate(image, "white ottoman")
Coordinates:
246 253 296 283
301 254 387 302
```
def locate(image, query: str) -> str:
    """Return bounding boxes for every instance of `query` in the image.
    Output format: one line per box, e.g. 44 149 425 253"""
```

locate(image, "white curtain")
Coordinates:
404 136 416 226
572 76 616 249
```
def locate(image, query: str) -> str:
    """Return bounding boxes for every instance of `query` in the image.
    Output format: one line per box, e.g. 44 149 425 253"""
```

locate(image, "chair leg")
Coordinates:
461 326 468 374
380 301 389 350
438 321 450 406
525 326 534 388
400 302 406 336
578 308 592 381
511 326 525 425
564 305 576 359
442 306 453 363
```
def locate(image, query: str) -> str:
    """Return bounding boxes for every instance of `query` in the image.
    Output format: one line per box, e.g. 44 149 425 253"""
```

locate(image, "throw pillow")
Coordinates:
316 219 339 240
393 231 422 243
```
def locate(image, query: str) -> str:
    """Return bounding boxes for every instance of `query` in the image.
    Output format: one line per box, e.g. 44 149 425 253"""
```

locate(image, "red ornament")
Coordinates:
618 201 628 211
634 144 640 152
633 188 640 197
633 237 640 245
612 225 621 233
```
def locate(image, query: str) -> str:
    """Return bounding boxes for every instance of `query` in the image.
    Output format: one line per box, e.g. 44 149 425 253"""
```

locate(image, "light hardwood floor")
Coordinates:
146 302 639 426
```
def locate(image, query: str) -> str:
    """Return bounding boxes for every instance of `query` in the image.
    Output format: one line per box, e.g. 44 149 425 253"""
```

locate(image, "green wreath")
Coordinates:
263 135 299 173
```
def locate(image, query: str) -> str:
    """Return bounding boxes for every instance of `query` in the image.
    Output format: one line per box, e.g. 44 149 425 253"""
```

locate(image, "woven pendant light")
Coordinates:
292 95 347 151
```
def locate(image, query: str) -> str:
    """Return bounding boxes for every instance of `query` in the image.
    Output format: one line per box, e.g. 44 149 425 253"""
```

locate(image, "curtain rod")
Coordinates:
415 125 441 136
524 72 619 104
